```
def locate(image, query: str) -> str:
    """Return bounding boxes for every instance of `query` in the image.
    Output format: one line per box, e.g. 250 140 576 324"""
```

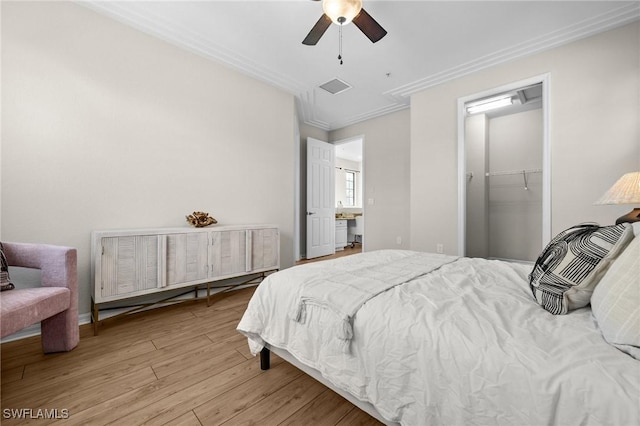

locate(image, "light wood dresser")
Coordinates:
91 225 279 334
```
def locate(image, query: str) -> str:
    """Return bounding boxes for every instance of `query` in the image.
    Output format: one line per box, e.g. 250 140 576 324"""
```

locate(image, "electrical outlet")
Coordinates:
436 243 444 254
396 236 402 245
368 198 375 205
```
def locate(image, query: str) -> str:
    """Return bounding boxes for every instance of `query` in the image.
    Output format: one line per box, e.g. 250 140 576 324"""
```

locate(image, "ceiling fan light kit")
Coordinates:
323 0 362 25
302 0 387 64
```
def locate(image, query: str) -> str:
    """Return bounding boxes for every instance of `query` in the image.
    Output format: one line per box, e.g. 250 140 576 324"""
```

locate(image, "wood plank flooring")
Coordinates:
1 246 378 425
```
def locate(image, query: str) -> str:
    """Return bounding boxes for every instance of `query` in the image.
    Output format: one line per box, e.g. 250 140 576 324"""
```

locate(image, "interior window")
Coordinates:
345 171 355 206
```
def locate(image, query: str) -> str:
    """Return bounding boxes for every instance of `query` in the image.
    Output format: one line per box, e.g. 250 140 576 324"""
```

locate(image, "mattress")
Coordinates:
237 249 640 425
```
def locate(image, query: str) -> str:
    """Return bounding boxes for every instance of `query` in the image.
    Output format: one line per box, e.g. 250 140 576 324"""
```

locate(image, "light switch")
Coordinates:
368 198 375 205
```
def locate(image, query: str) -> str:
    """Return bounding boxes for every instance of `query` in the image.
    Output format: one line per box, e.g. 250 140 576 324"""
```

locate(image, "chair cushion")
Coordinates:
0 287 70 337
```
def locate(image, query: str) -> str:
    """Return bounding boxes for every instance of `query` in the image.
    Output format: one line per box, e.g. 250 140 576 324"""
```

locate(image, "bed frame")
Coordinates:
259 346 399 425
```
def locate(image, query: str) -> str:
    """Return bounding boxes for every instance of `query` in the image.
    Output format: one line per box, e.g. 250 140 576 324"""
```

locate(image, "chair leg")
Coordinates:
41 310 79 353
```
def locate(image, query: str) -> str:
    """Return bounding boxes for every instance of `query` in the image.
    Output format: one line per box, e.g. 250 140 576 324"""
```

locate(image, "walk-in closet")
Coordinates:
464 83 544 262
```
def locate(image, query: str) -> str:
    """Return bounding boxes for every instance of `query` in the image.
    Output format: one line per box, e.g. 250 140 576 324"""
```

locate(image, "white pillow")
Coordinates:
591 232 640 359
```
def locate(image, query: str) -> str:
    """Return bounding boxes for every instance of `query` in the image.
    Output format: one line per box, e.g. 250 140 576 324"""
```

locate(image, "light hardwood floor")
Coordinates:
1 246 377 425
296 245 362 265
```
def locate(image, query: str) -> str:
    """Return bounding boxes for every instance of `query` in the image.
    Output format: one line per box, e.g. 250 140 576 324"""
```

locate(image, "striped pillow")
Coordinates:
1 242 15 291
529 223 633 314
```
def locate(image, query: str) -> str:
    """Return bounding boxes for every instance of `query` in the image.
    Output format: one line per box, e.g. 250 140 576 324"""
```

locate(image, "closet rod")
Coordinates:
484 168 542 177
485 168 541 190
335 167 361 173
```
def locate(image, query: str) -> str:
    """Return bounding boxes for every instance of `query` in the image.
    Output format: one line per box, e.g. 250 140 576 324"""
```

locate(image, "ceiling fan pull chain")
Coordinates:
338 24 343 65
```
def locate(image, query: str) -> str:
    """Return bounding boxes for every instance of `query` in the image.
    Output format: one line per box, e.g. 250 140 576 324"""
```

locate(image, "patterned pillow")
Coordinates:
1 242 15 291
529 223 634 314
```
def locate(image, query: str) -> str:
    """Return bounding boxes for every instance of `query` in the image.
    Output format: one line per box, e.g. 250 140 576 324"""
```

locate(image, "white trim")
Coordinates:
541 77 552 248
0 285 258 344
80 1 639 131
0 313 92 344
79 1 307 96
387 4 639 100
457 98 467 257
294 110 302 262
321 102 410 132
457 74 551 257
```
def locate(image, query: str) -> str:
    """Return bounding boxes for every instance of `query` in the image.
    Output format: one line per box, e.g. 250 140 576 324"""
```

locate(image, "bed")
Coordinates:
237 223 640 425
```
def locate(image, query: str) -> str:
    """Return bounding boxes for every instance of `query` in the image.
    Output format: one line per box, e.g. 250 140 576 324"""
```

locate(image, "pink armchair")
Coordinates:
0 243 79 353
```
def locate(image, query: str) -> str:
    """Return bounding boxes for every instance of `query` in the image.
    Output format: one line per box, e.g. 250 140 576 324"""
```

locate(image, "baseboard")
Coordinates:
0 313 93 344
1 284 256 344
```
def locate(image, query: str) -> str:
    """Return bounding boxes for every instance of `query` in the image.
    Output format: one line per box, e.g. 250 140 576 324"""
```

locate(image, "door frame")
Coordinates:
456 73 551 257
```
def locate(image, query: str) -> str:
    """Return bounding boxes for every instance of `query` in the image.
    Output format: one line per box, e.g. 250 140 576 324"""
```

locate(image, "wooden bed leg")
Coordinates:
260 348 271 370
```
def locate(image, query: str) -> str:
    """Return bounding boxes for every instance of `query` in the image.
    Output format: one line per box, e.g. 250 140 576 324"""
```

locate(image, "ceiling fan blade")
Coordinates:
352 8 387 43
303 14 332 45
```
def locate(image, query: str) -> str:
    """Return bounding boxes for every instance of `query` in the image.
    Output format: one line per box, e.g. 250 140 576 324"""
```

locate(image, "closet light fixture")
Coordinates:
595 171 640 224
466 95 513 115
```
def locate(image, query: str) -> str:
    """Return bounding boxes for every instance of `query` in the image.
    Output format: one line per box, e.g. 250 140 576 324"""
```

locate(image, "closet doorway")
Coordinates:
457 76 550 262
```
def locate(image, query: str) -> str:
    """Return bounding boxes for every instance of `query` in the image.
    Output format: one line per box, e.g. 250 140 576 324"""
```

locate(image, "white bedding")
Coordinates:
237 250 640 426
291 251 457 353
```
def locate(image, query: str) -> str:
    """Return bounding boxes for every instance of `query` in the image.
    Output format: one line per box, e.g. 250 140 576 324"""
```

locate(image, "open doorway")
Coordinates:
457 75 551 262
302 136 364 261
334 136 364 254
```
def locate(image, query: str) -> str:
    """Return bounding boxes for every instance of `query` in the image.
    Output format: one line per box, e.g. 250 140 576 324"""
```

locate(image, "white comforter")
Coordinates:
237 250 640 426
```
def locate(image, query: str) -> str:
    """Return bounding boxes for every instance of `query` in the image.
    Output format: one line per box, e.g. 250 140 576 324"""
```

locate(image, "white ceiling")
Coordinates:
83 1 640 131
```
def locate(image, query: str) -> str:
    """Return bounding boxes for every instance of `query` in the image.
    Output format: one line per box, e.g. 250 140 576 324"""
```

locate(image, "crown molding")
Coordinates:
326 101 410 131
308 3 640 130
80 1 308 96
80 1 639 132
298 88 409 131
298 90 332 131
385 3 640 100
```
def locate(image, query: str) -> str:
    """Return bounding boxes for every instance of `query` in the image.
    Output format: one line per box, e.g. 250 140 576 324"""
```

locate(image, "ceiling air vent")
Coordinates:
319 78 352 95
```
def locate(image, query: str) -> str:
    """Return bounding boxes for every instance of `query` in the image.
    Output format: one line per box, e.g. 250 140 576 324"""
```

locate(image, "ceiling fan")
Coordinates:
302 0 387 46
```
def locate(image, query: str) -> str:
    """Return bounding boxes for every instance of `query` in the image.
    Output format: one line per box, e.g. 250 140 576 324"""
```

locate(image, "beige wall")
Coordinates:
1 2 296 315
330 109 411 251
411 21 640 255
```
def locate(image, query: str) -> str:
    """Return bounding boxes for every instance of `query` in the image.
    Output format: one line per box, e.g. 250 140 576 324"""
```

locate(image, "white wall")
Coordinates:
1 2 296 316
411 21 640 255
330 109 411 251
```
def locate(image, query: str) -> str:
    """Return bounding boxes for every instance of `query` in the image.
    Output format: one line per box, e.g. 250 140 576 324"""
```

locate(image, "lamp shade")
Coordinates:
323 0 362 25
596 172 640 205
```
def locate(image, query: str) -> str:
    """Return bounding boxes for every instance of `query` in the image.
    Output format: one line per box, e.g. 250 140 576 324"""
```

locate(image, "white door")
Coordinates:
307 138 335 259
